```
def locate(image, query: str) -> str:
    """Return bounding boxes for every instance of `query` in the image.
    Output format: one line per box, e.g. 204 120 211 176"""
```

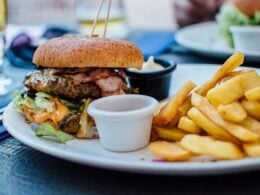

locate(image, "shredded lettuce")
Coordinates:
13 90 37 111
34 92 54 112
13 91 81 113
13 91 53 112
216 3 260 47
13 90 24 110
35 123 74 143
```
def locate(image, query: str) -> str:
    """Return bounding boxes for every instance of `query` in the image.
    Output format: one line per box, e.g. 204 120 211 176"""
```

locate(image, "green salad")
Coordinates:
216 3 260 47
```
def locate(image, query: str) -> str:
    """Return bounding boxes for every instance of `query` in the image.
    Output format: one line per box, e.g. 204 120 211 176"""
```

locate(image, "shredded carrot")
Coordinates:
21 105 35 122
33 111 52 123
51 98 69 125
21 97 69 125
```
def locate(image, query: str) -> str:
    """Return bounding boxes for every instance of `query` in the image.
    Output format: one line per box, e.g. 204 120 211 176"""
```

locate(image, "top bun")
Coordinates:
33 36 144 69
228 0 260 16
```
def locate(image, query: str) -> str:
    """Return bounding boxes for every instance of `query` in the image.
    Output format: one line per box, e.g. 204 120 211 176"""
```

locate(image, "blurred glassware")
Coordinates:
0 0 13 96
7 0 76 26
75 0 129 39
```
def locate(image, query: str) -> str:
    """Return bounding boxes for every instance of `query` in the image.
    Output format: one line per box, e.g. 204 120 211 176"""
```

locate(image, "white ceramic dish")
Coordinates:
175 22 260 62
88 94 159 152
3 64 260 176
230 26 260 53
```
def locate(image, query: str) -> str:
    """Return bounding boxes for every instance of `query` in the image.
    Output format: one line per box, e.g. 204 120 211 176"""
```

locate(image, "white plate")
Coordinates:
3 64 260 175
175 22 260 62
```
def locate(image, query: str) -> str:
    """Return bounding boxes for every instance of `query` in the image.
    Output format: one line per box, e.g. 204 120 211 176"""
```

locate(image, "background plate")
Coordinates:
175 22 260 62
3 64 260 175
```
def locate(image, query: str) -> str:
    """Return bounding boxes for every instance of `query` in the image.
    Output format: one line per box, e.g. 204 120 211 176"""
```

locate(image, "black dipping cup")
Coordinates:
126 58 177 100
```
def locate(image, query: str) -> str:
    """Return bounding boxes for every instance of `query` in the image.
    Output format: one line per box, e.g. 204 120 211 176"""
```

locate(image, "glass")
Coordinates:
7 0 76 26
75 0 129 39
0 0 12 96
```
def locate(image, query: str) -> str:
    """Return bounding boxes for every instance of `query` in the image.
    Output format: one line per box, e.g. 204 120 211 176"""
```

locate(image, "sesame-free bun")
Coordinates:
228 0 260 16
33 36 144 69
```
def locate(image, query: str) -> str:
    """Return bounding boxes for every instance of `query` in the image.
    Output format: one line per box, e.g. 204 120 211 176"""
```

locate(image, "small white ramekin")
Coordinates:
88 94 159 152
230 26 260 53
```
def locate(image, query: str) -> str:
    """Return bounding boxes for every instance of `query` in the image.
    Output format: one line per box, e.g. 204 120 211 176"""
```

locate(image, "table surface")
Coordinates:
1 30 260 195
2 137 260 195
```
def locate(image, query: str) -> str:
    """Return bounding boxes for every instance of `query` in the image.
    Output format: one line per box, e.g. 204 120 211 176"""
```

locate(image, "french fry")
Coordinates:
242 71 260 92
191 93 259 142
168 51 245 124
245 86 260 101
167 101 194 128
218 70 254 84
180 135 244 160
153 81 196 125
154 101 168 116
196 51 244 96
178 116 201 134
239 117 260 135
187 107 240 144
207 71 260 106
154 126 186 141
150 52 260 162
149 141 193 161
168 111 183 127
241 99 260 120
217 101 247 123
243 141 260 157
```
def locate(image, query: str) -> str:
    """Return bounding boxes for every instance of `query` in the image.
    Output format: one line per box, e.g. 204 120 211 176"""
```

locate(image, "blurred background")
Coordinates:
1 0 225 101
7 0 177 39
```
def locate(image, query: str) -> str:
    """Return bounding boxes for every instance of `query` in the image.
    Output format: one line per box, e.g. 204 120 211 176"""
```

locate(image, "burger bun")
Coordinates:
33 36 144 69
228 0 260 16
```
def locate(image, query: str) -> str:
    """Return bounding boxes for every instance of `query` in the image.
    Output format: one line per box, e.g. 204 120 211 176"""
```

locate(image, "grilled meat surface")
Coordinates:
24 68 127 99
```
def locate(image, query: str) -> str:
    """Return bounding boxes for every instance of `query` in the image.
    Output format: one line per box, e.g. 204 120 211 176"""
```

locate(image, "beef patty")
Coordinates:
24 68 127 100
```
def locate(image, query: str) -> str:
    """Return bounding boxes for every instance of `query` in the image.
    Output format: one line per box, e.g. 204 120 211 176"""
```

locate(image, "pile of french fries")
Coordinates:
149 51 260 162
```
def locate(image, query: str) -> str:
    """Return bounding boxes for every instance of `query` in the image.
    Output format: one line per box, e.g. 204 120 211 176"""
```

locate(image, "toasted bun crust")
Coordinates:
33 36 144 69
228 0 260 16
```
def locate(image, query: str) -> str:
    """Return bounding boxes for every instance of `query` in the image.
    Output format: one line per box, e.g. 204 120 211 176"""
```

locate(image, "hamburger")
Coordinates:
216 0 260 47
14 36 143 142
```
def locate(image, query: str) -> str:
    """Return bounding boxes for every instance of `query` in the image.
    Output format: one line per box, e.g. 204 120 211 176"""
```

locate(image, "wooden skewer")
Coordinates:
103 0 112 38
91 0 105 36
